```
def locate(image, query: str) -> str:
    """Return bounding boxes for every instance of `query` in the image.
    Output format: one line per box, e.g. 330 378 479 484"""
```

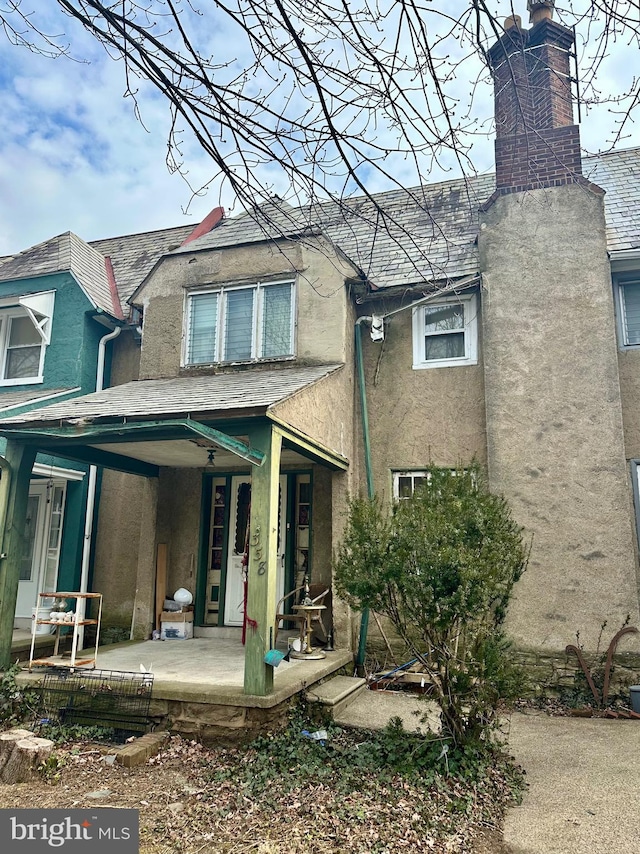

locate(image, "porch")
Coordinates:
16 636 353 742
0 365 353 702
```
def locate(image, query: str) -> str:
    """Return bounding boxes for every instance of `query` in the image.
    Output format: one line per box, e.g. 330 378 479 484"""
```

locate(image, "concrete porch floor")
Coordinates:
14 634 354 741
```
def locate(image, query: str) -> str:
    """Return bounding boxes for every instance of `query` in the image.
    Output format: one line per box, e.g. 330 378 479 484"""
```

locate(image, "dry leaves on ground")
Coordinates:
0 734 518 853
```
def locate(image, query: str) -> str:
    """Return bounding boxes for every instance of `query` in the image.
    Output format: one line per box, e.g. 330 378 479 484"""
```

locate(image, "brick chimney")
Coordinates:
488 0 581 195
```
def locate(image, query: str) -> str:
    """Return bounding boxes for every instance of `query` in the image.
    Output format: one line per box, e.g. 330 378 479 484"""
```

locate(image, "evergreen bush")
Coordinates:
334 463 529 745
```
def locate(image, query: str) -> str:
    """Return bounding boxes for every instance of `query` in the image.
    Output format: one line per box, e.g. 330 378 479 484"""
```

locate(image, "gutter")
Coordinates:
74 325 122 655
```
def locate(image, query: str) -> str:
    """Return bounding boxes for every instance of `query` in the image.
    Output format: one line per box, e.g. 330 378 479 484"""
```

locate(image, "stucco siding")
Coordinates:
359 303 487 501
156 468 202 597
136 239 354 380
93 470 147 629
479 185 640 651
107 330 141 387
270 368 355 461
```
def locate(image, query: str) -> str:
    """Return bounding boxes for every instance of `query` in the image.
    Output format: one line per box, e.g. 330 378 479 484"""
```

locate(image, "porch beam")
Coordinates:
0 419 264 467
50 445 160 478
243 424 282 696
0 441 37 668
268 415 348 471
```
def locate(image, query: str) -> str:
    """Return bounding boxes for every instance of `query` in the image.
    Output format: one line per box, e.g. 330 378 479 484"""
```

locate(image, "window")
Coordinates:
393 470 429 500
412 293 478 369
186 280 295 365
0 310 46 384
617 276 640 346
392 468 463 500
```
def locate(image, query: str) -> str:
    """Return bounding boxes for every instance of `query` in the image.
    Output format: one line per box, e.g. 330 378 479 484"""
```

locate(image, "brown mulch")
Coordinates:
0 735 517 853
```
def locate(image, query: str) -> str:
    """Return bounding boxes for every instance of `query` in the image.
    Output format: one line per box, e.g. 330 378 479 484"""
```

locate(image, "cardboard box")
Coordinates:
160 611 193 640
160 611 193 622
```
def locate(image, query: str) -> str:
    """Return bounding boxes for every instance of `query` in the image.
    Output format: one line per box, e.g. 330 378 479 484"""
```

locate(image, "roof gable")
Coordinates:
0 231 123 318
0 364 343 425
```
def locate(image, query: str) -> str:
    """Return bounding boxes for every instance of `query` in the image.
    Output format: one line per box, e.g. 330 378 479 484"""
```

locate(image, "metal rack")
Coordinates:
29 592 102 671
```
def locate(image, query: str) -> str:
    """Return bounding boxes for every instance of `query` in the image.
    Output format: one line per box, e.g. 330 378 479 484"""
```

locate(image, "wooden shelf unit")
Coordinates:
29 592 102 671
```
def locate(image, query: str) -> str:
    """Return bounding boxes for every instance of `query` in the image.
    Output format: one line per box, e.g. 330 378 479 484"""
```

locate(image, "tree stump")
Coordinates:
0 729 35 773
0 735 54 784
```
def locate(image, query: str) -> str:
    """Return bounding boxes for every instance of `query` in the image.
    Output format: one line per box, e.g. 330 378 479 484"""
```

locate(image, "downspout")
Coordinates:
74 325 121 654
354 316 374 672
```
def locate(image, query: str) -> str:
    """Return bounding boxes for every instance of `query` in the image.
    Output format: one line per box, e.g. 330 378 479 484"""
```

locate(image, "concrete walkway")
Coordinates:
335 693 640 853
503 711 640 854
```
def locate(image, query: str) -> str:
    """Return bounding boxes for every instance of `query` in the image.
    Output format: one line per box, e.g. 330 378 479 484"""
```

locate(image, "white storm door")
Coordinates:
223 475 287 627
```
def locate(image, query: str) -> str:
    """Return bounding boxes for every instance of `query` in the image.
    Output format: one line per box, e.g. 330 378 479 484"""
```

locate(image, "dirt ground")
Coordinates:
0 735 513 854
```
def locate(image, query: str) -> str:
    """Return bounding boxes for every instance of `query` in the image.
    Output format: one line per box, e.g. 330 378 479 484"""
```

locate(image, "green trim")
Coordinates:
217 475 232 628
284 473 295 596
308 469 314 585
196 473 213 626
0 442 37 668
0 418 265 467
244 424 282 695
268 416 348 470
57 479 86 592
355 321 373 669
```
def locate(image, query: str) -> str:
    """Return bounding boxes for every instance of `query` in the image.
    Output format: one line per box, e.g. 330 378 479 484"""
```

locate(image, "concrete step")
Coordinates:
194 626 242 639
305 675 366 717
333 690 441 733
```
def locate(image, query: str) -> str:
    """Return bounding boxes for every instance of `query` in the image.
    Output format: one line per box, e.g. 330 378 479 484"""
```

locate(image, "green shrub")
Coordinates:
0 662 41 728
334 463 529 745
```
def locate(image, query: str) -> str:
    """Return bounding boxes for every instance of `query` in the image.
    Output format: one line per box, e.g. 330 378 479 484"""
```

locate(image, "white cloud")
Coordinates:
0 0 637 256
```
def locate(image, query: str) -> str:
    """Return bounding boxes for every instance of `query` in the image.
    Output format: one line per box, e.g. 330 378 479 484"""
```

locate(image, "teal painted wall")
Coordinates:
0 272 118 603
57 478 88 591
0 271 103 396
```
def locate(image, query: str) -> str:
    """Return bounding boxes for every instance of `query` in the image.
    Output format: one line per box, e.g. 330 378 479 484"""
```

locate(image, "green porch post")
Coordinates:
0 441 37 669
243 424 282 696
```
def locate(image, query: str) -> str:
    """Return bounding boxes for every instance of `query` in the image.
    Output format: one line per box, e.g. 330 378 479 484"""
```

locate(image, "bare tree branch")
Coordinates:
0 0 638 286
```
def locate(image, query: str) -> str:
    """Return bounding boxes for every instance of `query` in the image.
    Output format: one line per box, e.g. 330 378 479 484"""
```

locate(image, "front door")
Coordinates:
15 480 67 621
223 475 287 626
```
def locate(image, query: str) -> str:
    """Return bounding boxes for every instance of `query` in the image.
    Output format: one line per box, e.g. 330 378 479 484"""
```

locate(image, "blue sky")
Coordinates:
0 1 638 256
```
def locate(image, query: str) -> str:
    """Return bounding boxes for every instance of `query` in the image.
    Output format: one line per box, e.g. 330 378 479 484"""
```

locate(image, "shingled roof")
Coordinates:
170 148 640 290
0 232 122 318
584 147 640 253
0 364 343 425
90 224 193 306
3 147 638 310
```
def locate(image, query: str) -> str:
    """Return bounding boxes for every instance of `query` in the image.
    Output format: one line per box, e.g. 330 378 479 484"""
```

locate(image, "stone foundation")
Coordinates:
148 696 295 746
515 647 640 703
364 632 640 704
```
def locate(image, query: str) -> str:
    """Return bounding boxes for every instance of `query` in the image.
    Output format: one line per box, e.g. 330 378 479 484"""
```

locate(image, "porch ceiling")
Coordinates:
91 438 322 470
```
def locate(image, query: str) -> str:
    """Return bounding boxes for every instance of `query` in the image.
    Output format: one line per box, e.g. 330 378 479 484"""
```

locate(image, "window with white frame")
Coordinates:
412 293 478 369
393 471 430 500
0 309 46 384
392 468 463 500
186 280 295 365
617 276 640 346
